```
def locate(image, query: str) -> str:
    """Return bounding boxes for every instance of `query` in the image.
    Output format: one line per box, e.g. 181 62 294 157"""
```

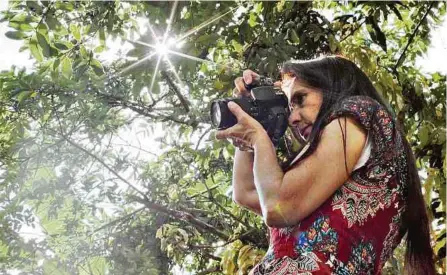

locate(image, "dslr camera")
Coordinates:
210 76 290 146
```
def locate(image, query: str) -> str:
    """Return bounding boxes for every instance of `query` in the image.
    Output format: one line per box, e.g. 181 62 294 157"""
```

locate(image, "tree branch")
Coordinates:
99 91 196 126
132 196 229 241
207 174 253 230
61 134 149 200
197 266 222 275
90 207 145 235
160 70 190 113
195 126 212 151
394 2 435 71
339 19 366 43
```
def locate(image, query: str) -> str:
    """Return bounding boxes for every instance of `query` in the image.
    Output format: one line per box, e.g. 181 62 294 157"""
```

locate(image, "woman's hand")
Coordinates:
233 70 260 97
233 69 282 97
215 102 268 150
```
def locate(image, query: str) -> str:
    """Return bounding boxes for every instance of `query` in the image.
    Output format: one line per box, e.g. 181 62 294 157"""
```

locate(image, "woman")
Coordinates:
215 56 434 274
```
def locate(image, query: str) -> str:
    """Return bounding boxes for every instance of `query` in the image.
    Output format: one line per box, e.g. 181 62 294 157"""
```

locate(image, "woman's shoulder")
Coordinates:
333 95 385 112
327 95 394 130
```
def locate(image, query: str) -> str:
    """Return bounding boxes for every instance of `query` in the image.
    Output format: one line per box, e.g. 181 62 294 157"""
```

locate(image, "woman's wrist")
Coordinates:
252 131 274 152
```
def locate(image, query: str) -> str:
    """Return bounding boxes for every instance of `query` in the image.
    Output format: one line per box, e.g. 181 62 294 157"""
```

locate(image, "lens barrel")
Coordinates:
211 100 237 129
210 97 252 129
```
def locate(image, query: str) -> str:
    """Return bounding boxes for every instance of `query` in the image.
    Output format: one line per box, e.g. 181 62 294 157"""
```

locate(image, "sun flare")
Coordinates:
155 43 168 56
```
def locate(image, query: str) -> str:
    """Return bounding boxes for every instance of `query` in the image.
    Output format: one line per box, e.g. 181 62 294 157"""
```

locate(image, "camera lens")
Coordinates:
210 100 238 129
211 102 221 127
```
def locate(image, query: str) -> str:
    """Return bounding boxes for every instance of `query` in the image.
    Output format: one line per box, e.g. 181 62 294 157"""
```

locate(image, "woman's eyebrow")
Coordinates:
293 89 307 95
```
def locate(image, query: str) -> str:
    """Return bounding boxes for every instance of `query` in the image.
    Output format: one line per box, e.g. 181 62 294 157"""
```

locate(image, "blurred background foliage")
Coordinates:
0 1 445 274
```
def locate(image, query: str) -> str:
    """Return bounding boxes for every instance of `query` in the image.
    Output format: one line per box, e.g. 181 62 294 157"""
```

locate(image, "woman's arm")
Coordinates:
232 149 262 215
217 103 366 227
229 70 264 215
252 117 366 227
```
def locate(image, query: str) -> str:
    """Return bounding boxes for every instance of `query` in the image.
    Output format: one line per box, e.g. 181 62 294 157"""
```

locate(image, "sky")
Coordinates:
0 1 34 71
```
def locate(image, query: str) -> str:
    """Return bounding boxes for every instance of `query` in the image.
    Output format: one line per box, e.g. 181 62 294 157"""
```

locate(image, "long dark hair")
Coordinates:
281 56 434 274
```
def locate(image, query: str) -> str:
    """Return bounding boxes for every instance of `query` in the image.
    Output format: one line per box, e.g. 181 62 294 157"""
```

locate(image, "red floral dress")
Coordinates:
250 96 408 275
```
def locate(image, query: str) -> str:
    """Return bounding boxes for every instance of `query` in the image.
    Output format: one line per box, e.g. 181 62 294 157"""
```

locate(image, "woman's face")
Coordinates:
282 78 323 143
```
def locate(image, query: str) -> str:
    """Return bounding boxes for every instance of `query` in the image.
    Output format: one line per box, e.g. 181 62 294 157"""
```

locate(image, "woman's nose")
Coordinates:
288 109 301 126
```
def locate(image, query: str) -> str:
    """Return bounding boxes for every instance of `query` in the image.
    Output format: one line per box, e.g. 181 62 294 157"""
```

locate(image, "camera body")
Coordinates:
210 79 290 146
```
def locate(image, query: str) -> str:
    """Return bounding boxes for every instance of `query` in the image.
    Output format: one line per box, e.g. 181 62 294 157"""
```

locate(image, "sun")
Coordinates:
112 1 239 96
155 42 168 56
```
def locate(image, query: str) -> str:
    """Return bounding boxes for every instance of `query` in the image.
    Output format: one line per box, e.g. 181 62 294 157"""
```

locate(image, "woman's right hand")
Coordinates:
233 70 282 97
233 70 260 97
230 70 261 151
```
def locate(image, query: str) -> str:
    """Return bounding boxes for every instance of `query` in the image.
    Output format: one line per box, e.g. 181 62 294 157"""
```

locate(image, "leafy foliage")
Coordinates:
0 1 445 274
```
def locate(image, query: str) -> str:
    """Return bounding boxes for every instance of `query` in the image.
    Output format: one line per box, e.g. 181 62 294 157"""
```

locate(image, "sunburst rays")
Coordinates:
113 3 237 97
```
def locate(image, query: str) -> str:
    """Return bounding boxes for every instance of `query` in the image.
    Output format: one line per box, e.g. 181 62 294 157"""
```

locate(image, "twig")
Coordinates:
195 126 212 151
160 70 190 113
61 134 148 200
112 143 159 157
196 266 222 274
90 207 145 235
208 174 253 230
187 184 221 199
339 19 366 43
394 2 435 71
132 195 229 240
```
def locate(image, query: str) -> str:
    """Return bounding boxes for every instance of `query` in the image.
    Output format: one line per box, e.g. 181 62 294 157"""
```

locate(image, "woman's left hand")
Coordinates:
215 101 268 150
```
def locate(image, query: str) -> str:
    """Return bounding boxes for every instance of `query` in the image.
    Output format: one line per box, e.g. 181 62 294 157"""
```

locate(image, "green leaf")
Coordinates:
367 15 387 52
418 125 429 147
290 29 300 44
10 13 38 24
36 32 51 57
43 260 70 275
434 238 446 254
82 24 91 36
37 22 49 35
90 60 104 76
70 24 81 41
248 13 258 27
61 58 72 79
8 21 33 31
94 45 105 53
55 1 74 11
99 28 106 45
5 31 26 40
231 40 243 53
214 80 224 90
54 42 69 50
53 58 60 70
29 39 43 62
16 90 33 104
127 47 142 57
423 173 434 204
80 45 89 58
46 14 63 31
328 34 338 53
26 1 43 14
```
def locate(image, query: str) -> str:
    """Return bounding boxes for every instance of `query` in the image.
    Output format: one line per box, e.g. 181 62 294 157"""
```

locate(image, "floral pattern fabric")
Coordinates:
250 96 407 275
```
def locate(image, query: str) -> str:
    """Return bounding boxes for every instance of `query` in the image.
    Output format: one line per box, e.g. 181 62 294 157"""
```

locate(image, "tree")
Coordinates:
0 1 445 274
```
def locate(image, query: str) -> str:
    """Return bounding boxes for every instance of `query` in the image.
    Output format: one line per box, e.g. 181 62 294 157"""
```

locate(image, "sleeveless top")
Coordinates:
250 96 408 275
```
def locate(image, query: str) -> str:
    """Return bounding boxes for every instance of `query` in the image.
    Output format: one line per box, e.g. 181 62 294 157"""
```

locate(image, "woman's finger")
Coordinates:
233 77 248 96
216 125 239 140
231 138 253 151
243 70 254 85
227 101 248 122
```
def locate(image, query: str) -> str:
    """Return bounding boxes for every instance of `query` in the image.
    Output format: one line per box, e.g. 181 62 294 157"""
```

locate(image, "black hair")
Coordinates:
281 56 434 274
